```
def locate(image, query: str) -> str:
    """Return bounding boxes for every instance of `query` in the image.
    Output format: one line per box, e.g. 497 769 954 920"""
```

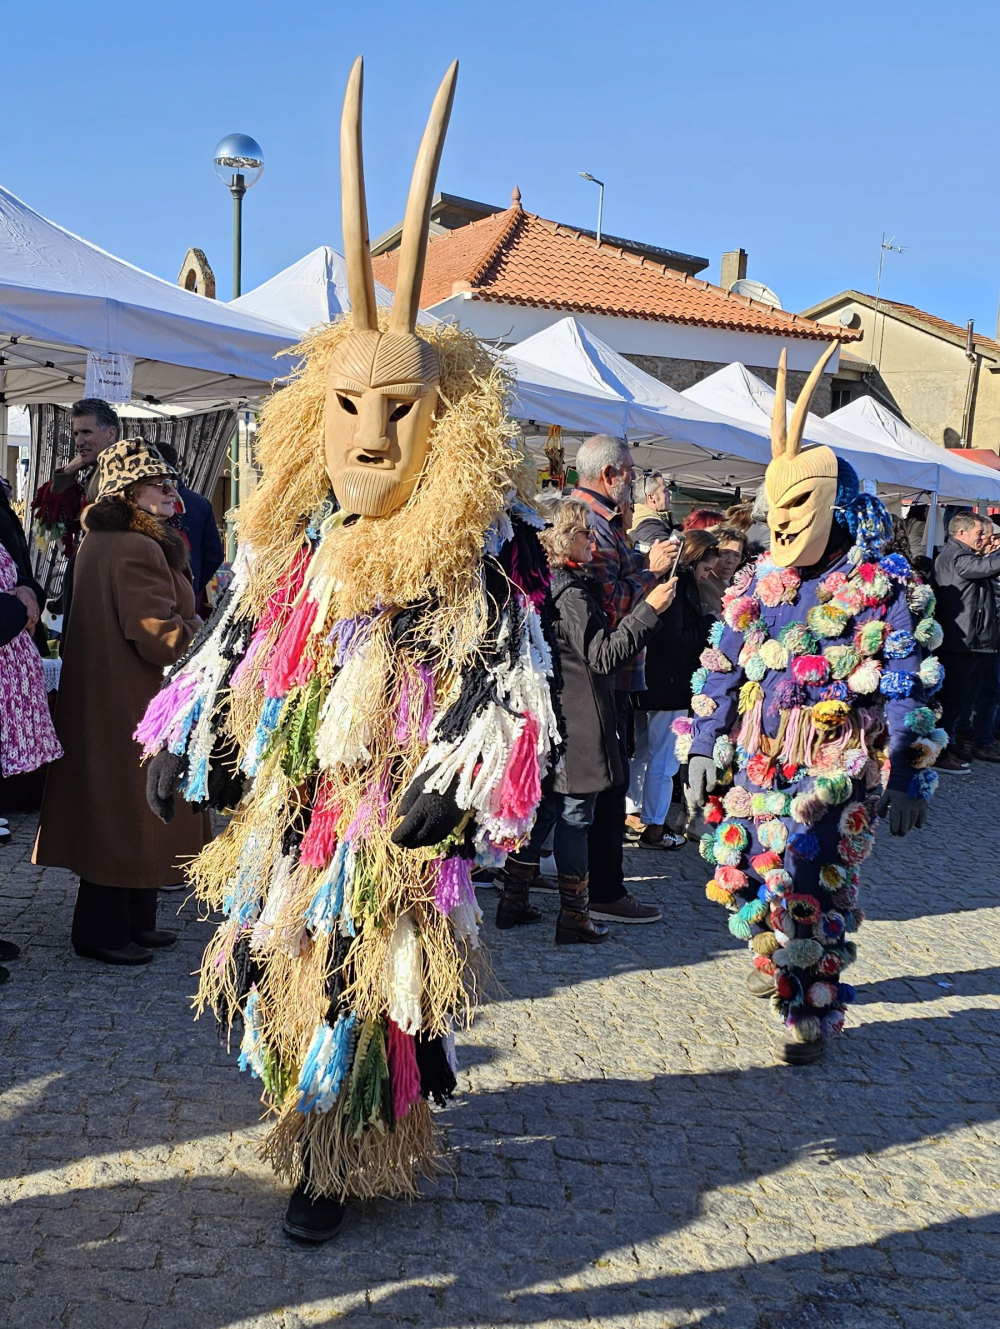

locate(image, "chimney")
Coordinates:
720 248 748 291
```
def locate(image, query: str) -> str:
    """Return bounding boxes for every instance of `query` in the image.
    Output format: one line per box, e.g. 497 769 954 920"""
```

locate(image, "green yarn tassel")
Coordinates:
348 1018 388 1138
277 675 326 783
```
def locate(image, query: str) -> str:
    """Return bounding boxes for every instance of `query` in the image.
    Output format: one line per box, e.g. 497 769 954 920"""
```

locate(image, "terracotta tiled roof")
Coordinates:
372 200 857 342
802 290 1000 358
863 294 1000 356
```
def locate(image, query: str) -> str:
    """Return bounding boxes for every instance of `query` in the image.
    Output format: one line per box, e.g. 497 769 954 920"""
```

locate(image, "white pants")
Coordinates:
627 708 685 826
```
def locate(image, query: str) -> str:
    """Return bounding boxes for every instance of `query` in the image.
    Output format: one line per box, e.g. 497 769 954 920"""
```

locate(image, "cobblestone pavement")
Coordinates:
3 768 1000 1329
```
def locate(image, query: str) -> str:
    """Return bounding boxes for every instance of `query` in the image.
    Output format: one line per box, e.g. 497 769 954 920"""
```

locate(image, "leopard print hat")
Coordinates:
93 438 179 503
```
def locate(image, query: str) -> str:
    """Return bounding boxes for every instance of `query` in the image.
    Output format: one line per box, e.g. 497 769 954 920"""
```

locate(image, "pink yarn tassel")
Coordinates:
299 780 341 868
394 674 412 744
258 547 310 634
134 673 198 753
229 627 265 690
387 1020 422 1120
433 856 474 913
498 713 541 820
265 595 318 698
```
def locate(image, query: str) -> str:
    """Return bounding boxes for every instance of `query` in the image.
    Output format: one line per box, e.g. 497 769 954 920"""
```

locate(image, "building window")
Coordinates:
831 379 853 412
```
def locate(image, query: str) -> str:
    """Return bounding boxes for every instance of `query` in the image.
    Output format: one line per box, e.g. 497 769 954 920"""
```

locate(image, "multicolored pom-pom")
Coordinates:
914 617 943 650
904 705 936 737
723 786 753 818
723 595 760 633
700 647 733 673
757 818 788 854
883 629 916 660
854 620 888 657
788 832 820 860
880 669 914 698
807 604 850 640
690 666 710 694
908 769 939 800
919 656 944 691
813 772 852 805
759 639 790 671
778 622 818 656
691 693 717 718
848 661 882 695
791 655 830 686
713 736 735 769
713 821 750 866
879 553 912 581
824 644 861 679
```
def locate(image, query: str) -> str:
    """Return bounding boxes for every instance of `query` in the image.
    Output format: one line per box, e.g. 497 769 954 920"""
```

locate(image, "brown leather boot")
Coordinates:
555 874 609 945
495 858 543 930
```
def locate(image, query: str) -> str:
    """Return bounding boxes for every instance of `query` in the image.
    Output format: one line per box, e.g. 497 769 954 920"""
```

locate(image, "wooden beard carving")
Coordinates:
765 344 840 568
324 57 457 519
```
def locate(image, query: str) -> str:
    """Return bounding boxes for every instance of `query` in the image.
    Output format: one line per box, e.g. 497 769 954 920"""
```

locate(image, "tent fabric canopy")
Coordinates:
505 317 774 487
0 184 300 406
681 361 941 496
826 395 1000 504
231 246 436 332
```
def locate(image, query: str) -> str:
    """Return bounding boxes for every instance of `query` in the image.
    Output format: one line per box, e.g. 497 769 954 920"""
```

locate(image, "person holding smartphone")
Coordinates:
494 496 677 943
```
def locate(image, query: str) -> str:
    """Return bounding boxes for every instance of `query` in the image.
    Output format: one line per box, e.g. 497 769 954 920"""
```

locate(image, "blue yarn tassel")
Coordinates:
296 1012 357 1114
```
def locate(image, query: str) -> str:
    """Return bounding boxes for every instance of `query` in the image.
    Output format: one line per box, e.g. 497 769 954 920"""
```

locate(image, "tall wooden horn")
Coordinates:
341 56 378 332
390 60 459 335
771 349 788 459
787 340 840 458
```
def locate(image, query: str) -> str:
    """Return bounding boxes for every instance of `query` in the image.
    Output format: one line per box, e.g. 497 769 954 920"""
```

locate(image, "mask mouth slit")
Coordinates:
356 453 391 467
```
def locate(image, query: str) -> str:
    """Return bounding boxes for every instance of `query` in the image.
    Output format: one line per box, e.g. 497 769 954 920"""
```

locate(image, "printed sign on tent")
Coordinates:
84 351 135 403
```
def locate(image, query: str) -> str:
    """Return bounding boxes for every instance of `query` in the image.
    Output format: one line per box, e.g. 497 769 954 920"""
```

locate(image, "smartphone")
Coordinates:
667 540 684 580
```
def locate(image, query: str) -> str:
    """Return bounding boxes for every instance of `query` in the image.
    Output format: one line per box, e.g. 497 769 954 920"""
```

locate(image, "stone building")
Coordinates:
371 191 856 411
801 291 1000 452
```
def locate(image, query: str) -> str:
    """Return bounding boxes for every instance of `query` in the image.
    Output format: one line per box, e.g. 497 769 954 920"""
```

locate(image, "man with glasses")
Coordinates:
570 436 674 923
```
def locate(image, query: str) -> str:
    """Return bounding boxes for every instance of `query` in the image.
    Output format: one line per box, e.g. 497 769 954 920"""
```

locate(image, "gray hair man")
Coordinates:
933 510 1000 769
630 469 675 550
569 435 673 924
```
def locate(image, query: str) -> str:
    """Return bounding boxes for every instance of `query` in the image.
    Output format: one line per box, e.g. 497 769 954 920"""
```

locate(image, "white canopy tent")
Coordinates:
506 318 775 490
231 246 436 332
681 361 942 497
0 183 300 408
826 394 1000 505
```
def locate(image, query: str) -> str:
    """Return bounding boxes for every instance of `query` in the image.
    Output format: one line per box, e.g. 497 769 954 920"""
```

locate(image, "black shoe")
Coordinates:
132 929 178 949
283 1183 346 1243
0 965 8 985
0 939 21 963
778 1039 825 1065
73 941 154 966
746 968 776 998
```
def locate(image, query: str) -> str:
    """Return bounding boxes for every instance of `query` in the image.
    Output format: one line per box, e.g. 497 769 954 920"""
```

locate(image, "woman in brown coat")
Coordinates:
34 438 209 965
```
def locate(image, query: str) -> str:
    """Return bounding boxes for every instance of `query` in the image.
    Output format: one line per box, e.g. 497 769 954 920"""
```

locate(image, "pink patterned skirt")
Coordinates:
0 545 63 777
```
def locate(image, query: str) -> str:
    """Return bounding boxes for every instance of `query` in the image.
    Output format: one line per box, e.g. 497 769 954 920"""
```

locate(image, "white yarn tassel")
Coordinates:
386 910 422 1035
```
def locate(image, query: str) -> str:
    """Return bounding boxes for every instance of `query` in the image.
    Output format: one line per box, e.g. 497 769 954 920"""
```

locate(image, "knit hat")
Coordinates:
93 438 179 503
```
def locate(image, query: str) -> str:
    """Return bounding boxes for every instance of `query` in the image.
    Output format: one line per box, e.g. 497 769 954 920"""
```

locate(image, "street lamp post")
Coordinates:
213 133 265 298
578 171 604 246
213 133 264 556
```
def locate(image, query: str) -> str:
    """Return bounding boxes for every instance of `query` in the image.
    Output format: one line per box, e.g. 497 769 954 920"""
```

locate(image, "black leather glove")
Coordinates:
146 750 186 824
877 790 928 837
391 768 463 850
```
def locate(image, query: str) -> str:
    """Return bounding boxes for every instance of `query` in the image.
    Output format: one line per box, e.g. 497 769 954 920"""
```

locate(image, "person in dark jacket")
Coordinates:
933 510 1000 768
631 530 719 847
495 496 676 944
156 443 224 599
629 470 675 549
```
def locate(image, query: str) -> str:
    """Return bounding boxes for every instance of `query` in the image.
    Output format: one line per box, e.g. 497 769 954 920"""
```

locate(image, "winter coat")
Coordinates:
635 566 716 712
177 482 224 595
34 500 209 889
933 536 1000 654
549 565 663 794
629 503 674 551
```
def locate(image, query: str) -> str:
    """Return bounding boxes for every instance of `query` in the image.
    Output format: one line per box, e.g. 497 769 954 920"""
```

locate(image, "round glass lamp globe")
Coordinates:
213 133 265 189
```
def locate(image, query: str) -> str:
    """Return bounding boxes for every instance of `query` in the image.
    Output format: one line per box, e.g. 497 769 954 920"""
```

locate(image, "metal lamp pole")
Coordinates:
579 171 605 245
213 134 264 557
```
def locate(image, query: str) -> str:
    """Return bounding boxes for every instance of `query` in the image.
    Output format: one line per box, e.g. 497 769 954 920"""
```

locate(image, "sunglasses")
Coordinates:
145 480 177 495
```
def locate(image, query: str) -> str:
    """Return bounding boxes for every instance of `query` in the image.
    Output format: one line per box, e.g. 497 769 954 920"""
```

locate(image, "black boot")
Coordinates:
73 880 153 965
129 889 177 948
495 858 543 930
555 874 609 945
778 1039 825 1065
283 1182 346 1244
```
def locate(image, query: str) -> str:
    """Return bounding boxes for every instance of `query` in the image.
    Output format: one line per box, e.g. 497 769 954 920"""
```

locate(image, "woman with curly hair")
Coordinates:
496 496 676 942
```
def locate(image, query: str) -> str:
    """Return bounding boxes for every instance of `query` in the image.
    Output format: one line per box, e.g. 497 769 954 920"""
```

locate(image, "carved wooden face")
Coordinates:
324 330 439 517
330 54 458 518
765 446 839 568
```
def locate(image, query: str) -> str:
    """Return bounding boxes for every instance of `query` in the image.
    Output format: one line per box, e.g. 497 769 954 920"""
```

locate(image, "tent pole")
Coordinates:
925 494 938 559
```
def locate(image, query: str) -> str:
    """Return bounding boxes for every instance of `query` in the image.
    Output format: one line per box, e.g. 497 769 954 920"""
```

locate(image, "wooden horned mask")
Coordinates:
324 56 458 518
764 342 841 568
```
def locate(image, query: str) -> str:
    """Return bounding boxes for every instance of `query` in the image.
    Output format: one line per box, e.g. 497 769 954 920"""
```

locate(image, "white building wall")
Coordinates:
429 295 841 374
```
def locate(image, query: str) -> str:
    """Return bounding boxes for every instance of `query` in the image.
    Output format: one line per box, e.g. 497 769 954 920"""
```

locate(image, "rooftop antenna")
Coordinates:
872 233 906 375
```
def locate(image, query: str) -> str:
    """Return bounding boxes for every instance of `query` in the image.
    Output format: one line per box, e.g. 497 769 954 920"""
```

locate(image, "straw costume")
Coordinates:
136 58 559 1238
684 348 942 1065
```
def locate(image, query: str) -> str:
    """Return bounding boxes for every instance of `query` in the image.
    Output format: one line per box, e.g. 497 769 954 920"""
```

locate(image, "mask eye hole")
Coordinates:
785 493 809 509
337 394 358 416
389 401 413 423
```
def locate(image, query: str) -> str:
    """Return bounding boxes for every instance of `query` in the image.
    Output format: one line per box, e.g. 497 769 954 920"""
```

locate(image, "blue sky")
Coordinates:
6 0 999 334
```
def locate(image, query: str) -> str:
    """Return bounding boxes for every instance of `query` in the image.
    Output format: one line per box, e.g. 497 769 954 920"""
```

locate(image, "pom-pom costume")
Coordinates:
686 347 939 1062
135 59 559 1217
